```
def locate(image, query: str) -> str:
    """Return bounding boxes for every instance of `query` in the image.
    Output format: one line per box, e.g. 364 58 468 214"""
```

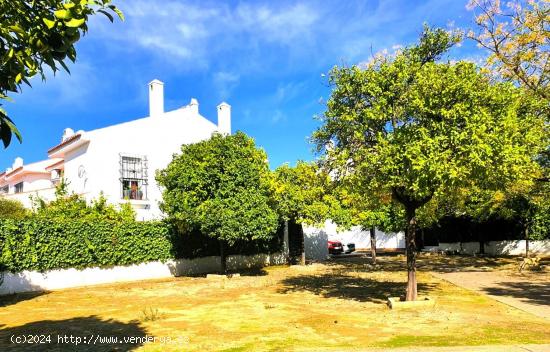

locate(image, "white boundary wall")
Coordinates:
302 221 405 261
438 240 550 256
305 221 405 251
0 252 286 295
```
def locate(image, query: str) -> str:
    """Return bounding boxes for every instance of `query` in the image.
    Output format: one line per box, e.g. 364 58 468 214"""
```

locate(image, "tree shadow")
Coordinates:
0 316 147 351
0 291 47 308
481 281 550 307
278 273 438 304
417 255 515 273
319 252 518 276
234 267 268 277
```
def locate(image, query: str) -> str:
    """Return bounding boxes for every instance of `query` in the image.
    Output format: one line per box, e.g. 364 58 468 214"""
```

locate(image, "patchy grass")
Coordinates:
0 255 549 351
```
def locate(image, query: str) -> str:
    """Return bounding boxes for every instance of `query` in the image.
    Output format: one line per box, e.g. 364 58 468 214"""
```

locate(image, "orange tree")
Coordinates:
312 26 545 300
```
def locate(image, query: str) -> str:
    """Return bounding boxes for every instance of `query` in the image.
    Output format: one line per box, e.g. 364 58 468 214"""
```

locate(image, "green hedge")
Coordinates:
0 219 173 272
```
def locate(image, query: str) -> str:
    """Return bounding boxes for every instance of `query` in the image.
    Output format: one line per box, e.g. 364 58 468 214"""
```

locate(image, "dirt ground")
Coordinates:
1 254 549 351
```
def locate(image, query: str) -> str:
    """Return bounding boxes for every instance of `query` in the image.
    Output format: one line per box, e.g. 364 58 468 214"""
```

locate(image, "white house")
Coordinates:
0 79 231 220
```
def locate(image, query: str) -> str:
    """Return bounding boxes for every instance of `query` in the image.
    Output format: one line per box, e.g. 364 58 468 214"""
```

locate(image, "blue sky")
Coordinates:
1 0 484 170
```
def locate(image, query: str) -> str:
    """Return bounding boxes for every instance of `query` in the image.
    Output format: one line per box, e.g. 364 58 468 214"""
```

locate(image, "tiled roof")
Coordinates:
4 166 23 178
47 134 81 154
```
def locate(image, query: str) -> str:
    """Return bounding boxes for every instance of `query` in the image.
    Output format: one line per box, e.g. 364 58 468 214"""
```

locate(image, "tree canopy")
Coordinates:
0 0 123 148
156 132 279 272
467 0 549 102
272 161 339 225
313 26 546 300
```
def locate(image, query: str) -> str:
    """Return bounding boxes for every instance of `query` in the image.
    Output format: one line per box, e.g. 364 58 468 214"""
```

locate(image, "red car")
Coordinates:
328 240 344 255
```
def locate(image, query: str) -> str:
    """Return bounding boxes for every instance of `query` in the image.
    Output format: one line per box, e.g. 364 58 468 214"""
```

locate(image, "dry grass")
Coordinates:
0 254 549 351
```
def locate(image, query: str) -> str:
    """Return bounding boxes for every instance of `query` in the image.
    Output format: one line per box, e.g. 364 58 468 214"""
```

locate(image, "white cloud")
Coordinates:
85 0 473 83
271 110 286 124
213 71 240 100
92 0 321 70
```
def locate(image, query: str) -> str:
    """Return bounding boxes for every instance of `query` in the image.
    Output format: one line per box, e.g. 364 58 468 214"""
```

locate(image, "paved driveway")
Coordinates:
432 270 550 320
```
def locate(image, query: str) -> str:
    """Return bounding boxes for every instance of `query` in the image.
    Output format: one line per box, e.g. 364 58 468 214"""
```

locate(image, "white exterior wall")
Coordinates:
63 106 220 220
302 220 405 261
438 240 550 256
2 174 57 207
2 80 229 221
0 252 286 295
318 220 405 249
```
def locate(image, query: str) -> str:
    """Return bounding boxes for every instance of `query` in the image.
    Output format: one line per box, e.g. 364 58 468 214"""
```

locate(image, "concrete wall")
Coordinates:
0 252 286 295
3 187 57 208
302 221 405 261
438 240 550 256
314 220 405 250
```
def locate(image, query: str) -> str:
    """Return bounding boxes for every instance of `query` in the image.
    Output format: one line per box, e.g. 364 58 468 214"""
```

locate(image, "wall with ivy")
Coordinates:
0 218 284 274
0 219 173 272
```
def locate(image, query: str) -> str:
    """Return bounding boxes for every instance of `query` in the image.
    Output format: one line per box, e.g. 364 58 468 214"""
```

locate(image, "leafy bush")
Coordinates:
31 182 135 222
0 198 28 220
0 218 172 272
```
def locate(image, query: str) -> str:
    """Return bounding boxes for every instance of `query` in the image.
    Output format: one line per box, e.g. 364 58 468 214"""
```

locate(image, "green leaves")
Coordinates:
313 25 546 228
157 132 279 245
0 218 173 272
0 110 22 148
65 18 86 28
43 18 56 29
54 9 70 19
0 1 124 148
273 161 338 226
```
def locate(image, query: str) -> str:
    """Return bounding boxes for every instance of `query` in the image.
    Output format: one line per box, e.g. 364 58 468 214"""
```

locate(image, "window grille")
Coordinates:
0 185 8 194
119 154 148 200
14 182 23 194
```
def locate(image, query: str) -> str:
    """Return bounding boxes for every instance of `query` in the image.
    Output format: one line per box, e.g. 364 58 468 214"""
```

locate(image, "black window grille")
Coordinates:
0 185 8 194
119 155 148 200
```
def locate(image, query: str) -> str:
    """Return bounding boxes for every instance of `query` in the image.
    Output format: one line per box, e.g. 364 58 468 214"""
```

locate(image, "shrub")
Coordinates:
32 185 136 222
0 198 28 220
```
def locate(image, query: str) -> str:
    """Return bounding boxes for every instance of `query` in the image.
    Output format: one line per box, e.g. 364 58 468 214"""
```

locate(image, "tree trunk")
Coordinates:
283 220 290 264
405 206 418 301
369 226 377 264
220 240 227 274
525 225 530 258
299 223 306 265
479 239 485 255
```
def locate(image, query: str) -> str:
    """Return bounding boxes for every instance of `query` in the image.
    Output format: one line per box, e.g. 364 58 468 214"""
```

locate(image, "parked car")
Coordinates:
328 240 344 255
328 240 356 255
344 242 356 254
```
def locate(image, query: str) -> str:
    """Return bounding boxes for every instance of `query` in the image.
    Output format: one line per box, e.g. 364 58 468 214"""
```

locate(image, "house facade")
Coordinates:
0 79 231 220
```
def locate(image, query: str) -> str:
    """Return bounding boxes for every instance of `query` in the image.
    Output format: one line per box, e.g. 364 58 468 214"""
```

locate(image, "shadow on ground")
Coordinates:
326 253 519 274
0 316 147 351
0 291 47 308
481 281 550 307
231 267 268 277
278 273 439 304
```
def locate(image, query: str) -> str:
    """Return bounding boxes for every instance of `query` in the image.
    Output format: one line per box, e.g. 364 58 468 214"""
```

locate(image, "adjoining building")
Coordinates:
0 79 231 220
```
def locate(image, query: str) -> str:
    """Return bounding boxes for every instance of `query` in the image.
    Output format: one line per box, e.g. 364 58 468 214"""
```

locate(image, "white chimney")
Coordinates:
62 128 74 141
13 157 23 169
148 79 164 117
217 102 231 135
189 98 199 114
